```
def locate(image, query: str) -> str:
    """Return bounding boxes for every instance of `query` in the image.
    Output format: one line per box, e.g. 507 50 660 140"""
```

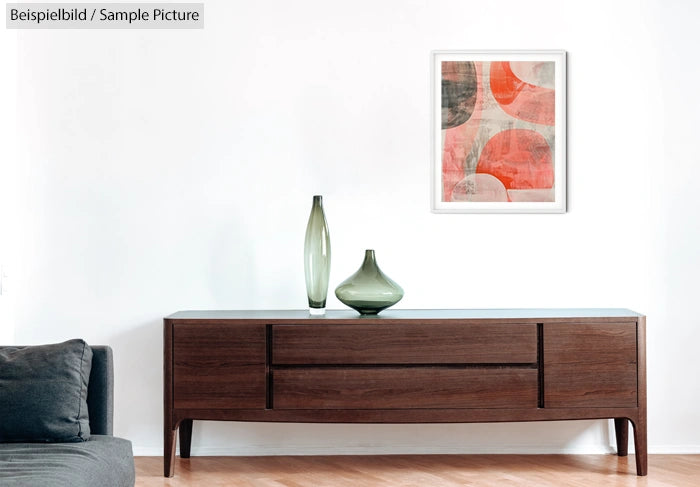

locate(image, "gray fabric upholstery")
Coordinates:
0 340 93 442
0 343 134 486
87 346 114 436
0 435 135 487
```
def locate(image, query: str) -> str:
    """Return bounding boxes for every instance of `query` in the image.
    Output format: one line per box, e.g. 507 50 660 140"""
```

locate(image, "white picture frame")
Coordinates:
431 50 567 213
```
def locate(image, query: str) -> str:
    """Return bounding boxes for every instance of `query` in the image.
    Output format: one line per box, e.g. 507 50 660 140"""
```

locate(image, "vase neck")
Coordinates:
362 249 377 269
313 195 323 207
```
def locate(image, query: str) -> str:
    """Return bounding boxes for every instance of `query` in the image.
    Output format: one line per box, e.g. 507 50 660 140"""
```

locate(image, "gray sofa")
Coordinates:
0 345 135 486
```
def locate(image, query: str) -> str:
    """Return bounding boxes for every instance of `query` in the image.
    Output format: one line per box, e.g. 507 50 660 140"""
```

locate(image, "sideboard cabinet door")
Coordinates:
173 324 266 409
544 323 637 408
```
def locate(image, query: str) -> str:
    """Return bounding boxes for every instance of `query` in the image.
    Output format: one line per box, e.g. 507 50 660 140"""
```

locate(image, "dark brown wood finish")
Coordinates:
273 323 537 364
177 419 193 458
635 315 648 475
544 323 637 408
543 323 637 364
163 318 176 477
171 406 643 424
163 309 647 478
544 364 638 408
173 323 266 409
614 418 629 456
273 368 538 409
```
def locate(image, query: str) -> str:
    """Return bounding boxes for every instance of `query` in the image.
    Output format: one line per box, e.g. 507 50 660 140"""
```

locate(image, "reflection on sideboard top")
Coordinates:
165 308 643 322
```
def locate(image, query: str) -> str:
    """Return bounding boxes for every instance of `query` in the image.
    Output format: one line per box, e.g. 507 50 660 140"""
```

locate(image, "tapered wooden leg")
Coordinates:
164 428 177 477
631 417 648 476
179 419 193 458
614 418 629 456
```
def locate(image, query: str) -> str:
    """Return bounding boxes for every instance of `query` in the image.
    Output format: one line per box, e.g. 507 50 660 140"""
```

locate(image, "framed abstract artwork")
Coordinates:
432 50 566 213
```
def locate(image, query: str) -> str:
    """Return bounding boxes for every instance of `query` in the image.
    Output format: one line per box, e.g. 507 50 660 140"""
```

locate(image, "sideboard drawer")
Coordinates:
544 323 637 408
272 323 537 364
173 324 266 409
272 368 538 409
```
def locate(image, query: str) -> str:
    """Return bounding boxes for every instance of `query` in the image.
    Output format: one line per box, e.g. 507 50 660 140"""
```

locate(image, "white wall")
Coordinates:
4 0 699 455
0 18 17 344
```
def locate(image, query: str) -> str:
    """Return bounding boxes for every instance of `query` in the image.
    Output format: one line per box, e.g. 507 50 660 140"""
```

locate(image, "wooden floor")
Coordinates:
136 454 700 486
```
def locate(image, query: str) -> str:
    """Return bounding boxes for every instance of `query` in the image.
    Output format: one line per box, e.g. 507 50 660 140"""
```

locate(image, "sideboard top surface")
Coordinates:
165 308 643 322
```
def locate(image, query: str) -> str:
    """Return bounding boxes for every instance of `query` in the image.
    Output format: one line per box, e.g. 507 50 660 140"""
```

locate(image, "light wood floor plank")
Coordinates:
135 454 700 486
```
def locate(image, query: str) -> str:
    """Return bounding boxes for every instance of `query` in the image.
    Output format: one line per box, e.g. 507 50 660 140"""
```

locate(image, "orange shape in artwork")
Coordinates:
490 62 555 126
476 129 553 190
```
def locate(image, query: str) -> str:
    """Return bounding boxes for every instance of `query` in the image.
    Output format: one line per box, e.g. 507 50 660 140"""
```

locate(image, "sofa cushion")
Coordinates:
0 435 135 487
0 339 93 442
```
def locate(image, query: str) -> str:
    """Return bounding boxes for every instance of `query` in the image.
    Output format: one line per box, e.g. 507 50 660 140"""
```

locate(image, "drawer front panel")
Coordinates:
545 364 637 407
272 368 538 409
544 323 637 365
544 322 638 408
173 324 266 409
272 323 537 365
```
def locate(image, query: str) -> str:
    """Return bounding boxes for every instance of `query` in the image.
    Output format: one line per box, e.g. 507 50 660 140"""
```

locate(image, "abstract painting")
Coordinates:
432 51 566 213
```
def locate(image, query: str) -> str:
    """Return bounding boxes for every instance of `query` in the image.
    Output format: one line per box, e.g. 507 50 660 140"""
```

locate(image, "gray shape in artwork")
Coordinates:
442 61 477 129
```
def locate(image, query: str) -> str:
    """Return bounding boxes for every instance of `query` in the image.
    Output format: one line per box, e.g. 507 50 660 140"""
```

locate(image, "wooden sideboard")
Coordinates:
163 309 646 477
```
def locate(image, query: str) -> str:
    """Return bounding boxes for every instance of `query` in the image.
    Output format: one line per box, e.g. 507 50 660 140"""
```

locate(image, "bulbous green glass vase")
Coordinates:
304 195 331 315
335 249 404 315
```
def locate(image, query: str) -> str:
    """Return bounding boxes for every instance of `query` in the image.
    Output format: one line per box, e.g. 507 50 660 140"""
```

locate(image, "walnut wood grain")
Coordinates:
273 368 538 409
544 363 638 408
272 323 537 365
543 322 637 365
543 322 638 408
634 316 648 475
163 310 647 477
173 323 266 409
172 406 643 424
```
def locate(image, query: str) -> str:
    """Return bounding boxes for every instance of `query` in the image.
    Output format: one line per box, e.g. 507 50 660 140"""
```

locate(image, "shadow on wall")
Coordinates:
190 419 614 455
108 318 164 444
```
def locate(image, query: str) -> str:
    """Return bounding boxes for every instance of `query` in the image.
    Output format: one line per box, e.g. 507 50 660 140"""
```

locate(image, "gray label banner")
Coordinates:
6 3 204 29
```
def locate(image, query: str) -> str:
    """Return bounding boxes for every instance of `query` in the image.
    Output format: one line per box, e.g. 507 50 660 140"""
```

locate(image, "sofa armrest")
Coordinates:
87 346 114 435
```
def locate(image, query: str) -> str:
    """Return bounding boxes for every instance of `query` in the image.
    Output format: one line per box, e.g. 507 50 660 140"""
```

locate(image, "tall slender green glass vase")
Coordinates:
304 195 331 315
